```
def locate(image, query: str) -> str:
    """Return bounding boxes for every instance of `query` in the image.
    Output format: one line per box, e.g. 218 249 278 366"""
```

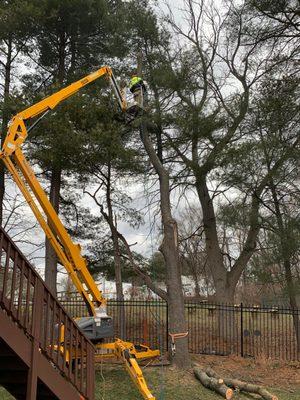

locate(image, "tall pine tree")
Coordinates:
24 0 129 293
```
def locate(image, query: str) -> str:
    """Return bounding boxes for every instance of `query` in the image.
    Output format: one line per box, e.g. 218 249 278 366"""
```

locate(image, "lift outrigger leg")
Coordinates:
96 339 159 400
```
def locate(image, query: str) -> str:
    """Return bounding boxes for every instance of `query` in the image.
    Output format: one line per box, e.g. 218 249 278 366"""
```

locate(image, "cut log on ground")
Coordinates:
204 367 278 400
193 367 233 399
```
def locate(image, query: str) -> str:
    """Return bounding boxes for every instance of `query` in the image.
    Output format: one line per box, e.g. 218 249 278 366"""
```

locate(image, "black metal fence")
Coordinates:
57 292 300 361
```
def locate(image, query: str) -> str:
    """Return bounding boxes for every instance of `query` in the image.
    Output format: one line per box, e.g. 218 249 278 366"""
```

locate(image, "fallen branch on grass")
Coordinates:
193 367 233 399
204 367 278 400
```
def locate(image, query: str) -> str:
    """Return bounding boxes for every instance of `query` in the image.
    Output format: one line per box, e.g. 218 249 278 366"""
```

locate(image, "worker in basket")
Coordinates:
129 72 147 109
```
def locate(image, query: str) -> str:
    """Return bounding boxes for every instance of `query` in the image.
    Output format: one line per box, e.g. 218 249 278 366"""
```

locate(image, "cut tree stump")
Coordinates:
193 367 233 399
204 367 278 400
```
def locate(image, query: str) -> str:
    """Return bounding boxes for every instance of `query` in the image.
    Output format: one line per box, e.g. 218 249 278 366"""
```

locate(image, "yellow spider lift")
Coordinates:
0 66 159 400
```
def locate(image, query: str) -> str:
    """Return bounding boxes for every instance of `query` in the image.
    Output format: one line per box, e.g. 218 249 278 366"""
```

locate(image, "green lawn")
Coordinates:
0 388 13 400
0 365 299 399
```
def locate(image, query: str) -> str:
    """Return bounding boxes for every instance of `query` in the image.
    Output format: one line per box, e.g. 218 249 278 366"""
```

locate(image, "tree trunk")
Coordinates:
214 281 236 304
111 222 125 337
186 256 201 298
194 367 233 399
106 164 124 303
112 224 124 303
215 284 237 350
283 258 300 356
0 35 13 227
138 54 189 367
204 367 278 400
160 216 189 367
45 167 61 294
131 276 137 299
141 121 190 368
45 28 66 294
195 174 228 301
270 179 300 356
106 163 125 336
93 162 127 336
194 172 261 307
193 271 201 298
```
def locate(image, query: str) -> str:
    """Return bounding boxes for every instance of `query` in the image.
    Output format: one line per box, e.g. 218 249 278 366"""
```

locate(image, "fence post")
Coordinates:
240 302 244 357
166 300 169 352
26 278 44 400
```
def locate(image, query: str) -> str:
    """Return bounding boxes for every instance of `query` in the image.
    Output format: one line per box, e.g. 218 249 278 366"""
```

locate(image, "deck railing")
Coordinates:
0 228 95 399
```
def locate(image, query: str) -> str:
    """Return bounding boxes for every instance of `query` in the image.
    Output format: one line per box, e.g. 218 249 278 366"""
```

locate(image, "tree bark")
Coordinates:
45 167 61 294
141 120 190 368
0 35 13 227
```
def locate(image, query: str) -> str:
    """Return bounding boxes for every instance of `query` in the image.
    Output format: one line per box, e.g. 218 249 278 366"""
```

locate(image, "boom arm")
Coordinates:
0 66 126 316
2 66 126 158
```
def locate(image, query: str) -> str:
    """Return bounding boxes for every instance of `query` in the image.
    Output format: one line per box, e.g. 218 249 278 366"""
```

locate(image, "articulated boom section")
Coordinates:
2 66 126 159
1 148 106 317
0 66 124 317
0 66 159 400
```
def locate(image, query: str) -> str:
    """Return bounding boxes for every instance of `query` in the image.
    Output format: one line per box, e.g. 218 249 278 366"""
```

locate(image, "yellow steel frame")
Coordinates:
0 66 158 400
97 340 159 400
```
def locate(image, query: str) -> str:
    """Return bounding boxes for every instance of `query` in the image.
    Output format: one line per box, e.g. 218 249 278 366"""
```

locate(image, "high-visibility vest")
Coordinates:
130 76 142 88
